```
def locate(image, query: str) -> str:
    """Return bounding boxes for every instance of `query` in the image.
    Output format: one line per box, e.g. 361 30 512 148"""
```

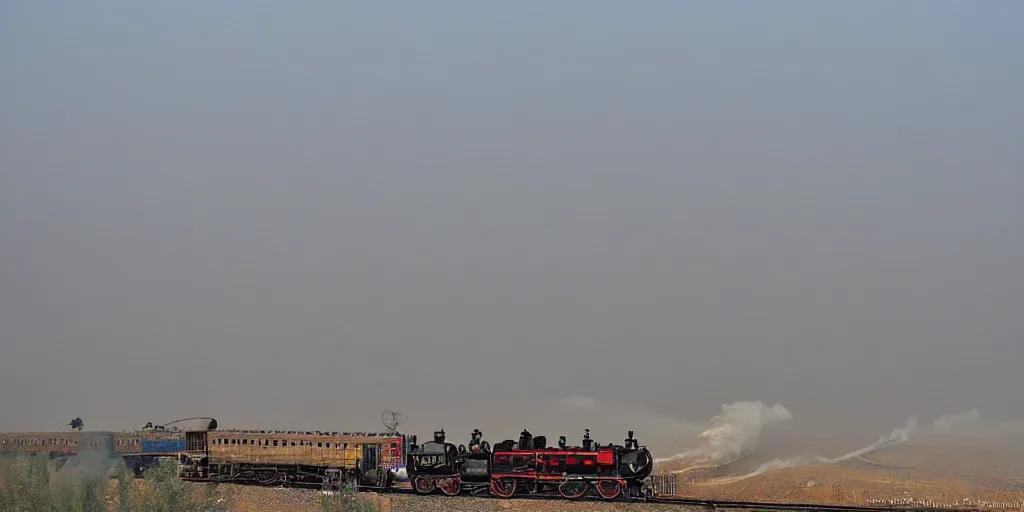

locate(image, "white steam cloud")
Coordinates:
930 409 983 435
718 417 920 481
560 396 598 409
563 396 1024 485
921 409 1024 439
654 401 793 466
706 410 1024 483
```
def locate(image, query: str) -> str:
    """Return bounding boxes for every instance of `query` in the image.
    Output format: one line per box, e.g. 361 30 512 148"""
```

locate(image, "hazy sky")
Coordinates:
2 1 1021 454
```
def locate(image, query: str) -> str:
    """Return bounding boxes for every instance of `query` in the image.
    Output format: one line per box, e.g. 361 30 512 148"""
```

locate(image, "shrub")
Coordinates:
113 458 229 512
318 481 382 512
0 454 230 512
0 452 106 512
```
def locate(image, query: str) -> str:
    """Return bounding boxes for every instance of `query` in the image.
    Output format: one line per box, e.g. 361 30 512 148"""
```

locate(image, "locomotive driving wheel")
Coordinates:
557 480 588 499
412 476 435 494
489 477 517 499
594 479 622 500
439 476 461 496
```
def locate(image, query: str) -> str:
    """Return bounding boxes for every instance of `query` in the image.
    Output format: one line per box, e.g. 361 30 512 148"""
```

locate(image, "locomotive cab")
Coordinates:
408 430 457 473
406 428 491 496
407 429 459 494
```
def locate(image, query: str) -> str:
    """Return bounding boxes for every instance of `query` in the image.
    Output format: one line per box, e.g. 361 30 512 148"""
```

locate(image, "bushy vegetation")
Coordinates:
0 453 109 512
0 453 230 512
113 458 229 512
318 482 382 512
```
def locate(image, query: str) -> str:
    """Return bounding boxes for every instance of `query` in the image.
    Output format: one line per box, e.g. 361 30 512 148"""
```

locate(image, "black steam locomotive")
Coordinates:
405 427 654 500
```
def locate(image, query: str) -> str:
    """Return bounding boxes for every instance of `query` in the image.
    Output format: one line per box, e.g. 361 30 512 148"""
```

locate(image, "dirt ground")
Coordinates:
95 437 1024 511
655 439 1024 509
213 484 702 512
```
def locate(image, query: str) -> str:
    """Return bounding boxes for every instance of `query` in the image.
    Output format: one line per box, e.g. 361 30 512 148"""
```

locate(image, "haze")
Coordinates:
2 1 1021 456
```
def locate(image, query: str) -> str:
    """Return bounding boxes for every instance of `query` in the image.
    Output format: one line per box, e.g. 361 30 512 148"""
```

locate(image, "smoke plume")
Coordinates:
695 416 920 482
55 447 123 480
560 396 598 409
823 416 917 463
921 409 1024 439
707 409 1024 483
654 401 793 466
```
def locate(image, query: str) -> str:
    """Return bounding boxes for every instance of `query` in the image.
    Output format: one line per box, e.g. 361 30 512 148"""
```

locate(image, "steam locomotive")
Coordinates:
405 427 654 500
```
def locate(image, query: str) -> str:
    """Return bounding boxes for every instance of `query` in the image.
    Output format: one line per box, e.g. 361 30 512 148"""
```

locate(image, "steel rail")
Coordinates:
640 495 987 512
374 486 991 512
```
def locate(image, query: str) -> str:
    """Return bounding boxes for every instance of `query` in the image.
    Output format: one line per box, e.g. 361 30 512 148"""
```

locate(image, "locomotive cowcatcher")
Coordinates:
406 427 653 500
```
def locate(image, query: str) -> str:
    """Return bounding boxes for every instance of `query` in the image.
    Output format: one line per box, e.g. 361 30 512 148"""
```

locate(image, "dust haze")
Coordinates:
1 0 1022 467
653 405 1024 483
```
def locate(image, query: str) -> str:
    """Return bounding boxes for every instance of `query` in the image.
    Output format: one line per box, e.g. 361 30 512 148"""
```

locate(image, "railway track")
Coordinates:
371 486 988 512
645 495 988 512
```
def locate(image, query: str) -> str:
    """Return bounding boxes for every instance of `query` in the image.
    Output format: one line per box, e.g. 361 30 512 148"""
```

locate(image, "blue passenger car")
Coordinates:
141 435 186 453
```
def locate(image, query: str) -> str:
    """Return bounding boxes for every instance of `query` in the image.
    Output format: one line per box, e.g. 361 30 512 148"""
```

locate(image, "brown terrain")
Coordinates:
218 486 702 512
94 479 704 512
207 437 1024 511
654 437 1024 509
87 434 1023 511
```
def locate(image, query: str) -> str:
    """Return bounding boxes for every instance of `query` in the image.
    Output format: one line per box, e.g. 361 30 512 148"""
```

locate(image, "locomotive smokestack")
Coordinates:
519 429 533 450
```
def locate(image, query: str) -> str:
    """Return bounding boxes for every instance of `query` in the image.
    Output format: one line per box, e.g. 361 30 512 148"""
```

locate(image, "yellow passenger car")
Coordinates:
180 429 406 490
